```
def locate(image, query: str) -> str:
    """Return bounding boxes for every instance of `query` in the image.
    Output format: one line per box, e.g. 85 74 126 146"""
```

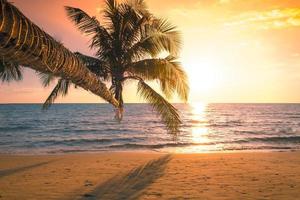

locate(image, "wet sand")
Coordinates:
0 152 300 199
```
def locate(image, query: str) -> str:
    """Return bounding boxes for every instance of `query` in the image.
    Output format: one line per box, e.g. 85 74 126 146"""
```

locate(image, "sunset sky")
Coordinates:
1 0 300 103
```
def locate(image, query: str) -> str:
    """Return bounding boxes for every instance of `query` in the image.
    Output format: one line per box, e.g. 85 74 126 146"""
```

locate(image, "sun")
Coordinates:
183 56 223 94
183 54 224 101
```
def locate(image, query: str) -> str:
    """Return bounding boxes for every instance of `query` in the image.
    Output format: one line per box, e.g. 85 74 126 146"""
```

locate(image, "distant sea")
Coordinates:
0 103 300 154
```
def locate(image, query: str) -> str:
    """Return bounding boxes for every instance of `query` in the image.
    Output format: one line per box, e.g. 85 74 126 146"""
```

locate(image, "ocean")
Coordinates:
0 103 299 154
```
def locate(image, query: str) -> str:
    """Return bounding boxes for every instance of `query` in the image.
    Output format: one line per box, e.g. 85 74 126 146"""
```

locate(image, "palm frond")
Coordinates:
105 0 118 13
118 3 151 50
124 15 149 45
89 27 112 55
65 6 114 57
43 78 71 110
126 0 149 16
129 56 189 101
137 79 181 134
0 60 23 82
74 52 110 80
37 72 56 87
127 18 181 60
65 6 100 35
150 18 181 55
103 0 121 33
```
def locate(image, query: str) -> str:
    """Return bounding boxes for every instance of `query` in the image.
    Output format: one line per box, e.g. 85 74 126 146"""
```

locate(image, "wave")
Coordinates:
7 135 300 150
30 138 134 146
243 136 300 143
185 119 207 124
206 120 244 128
0 125 33 131
107 142 198 149
273 128 299 135
288 116 300 119
105 136 300 150
105 142 300 152
223 146 298 151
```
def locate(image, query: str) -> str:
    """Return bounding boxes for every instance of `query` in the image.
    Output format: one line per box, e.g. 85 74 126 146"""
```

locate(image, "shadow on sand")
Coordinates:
0 160 54 178
81 155 172 200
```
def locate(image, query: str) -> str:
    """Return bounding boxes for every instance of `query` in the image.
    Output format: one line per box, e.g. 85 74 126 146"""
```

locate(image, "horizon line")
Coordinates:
1 102 300 105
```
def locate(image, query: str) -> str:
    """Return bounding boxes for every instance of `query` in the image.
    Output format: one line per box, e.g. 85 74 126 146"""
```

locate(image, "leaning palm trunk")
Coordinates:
0 0 118 107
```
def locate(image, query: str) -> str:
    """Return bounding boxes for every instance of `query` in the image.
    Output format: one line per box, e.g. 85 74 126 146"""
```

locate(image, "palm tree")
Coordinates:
0 0 118 107
42 0 189 133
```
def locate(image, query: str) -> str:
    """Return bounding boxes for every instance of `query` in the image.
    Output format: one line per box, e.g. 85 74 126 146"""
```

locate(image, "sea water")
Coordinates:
0 103 299 154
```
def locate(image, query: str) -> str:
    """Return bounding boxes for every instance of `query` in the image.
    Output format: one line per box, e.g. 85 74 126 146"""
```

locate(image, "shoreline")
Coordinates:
1 151 300 199
0 148 299 156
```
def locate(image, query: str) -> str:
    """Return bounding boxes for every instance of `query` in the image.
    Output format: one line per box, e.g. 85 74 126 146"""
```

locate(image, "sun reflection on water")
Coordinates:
168 102 225 153
171 102 216 153
190 102 210 144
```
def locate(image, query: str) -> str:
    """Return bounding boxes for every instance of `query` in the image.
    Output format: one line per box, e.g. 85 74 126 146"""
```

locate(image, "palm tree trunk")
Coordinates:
0 0 119 107
115 84 124 107
114 81 124 121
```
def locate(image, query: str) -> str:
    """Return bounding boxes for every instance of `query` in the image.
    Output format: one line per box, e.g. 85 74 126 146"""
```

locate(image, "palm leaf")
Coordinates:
65 6 113 66
149 18 181 55
0 60 23 82
65 6 100 35
118 3 151 49
74 52 110 80
126 0 149 16
42 78 71 110
37 72 56 87
137 79 181 134
105 0 118 13
129 56 189 101
103 0 121 34
90 27 113 59
127 18 181 60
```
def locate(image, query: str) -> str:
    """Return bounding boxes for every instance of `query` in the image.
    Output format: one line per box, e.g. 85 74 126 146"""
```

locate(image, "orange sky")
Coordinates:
1 0 300 103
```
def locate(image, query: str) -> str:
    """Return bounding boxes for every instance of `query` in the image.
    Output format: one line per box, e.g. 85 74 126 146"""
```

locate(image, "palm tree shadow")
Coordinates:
0 160 55 178
82 155 172 200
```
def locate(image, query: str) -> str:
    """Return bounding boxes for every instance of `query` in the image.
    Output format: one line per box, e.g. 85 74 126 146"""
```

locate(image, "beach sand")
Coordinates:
0 152 299 199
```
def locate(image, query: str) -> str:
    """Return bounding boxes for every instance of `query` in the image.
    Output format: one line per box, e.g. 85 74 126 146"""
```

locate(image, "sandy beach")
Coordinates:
0 152 299 199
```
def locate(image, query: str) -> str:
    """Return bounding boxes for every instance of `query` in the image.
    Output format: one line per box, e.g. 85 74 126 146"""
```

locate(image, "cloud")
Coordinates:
219 0 230 4
224 8 300 30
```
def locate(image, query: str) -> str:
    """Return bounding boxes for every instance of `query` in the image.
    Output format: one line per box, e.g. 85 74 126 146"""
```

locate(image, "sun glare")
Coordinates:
183 56 223 94
192 102 207 117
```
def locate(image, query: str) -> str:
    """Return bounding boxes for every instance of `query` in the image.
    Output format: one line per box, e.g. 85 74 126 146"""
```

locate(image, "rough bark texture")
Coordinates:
0 0 119 107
